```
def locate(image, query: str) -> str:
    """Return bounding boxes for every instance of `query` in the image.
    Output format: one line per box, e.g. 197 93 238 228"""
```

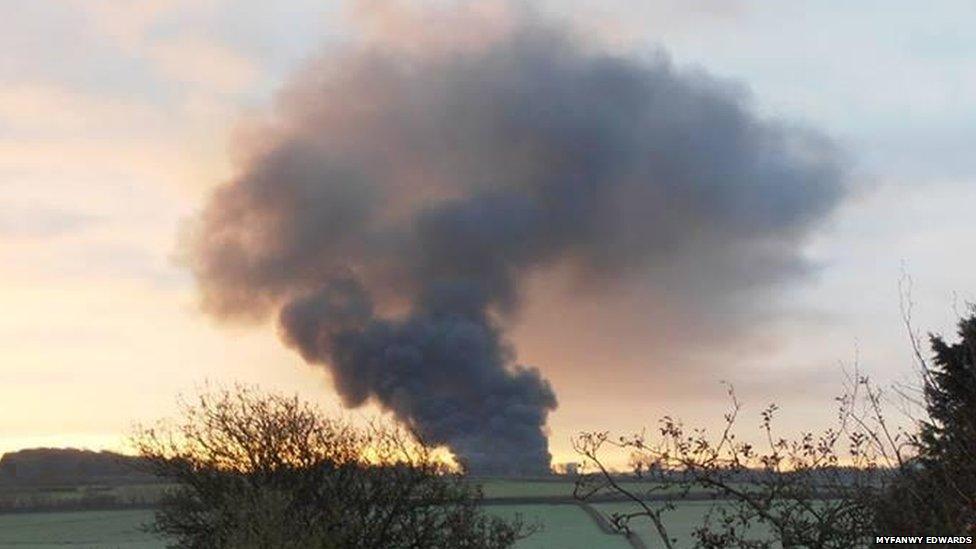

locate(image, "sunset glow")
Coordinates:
2 1 975 471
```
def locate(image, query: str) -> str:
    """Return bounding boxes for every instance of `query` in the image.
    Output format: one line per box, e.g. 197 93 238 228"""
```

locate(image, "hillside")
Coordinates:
0 448 154 486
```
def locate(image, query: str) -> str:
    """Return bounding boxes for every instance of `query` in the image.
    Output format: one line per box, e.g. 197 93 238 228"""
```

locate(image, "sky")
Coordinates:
1 0 974 466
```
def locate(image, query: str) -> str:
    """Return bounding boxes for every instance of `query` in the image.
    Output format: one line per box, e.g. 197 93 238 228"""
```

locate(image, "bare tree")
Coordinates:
131 385 532 548
574 307 976 547
574 380 887 548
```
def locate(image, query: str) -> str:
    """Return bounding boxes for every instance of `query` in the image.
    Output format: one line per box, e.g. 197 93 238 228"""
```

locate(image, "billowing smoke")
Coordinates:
184 19 847 474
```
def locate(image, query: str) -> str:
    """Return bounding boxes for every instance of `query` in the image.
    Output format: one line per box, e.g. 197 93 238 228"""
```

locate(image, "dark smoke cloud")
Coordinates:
185 20 847 474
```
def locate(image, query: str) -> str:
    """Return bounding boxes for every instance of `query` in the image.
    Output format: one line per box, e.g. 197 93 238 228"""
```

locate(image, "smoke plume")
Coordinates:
185 17 847 474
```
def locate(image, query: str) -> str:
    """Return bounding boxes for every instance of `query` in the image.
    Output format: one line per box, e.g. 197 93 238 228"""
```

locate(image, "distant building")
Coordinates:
557 462 579 476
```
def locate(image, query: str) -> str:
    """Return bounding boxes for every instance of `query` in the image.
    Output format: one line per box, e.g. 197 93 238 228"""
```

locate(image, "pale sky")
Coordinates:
1 1 974 465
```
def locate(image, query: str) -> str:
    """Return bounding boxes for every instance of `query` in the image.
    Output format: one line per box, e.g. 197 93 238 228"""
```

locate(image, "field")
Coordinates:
0 510 163 548
0 503 765 548
488 504 632 548
594 501 774 546
478 478 721 500
0 480 758 547
0 484 167 511
0 505 636 548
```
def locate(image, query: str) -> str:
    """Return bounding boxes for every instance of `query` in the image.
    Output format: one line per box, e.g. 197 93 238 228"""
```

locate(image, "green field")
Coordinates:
480 479 580 499
478 478 706 500
0 510 163 548
594 501 775 547
0 480 758 547
0 506 636 549
0 478 704 510
0 484 168 511
489 504 632 548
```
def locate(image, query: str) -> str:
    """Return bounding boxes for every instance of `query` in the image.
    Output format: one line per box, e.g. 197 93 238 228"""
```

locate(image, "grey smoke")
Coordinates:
185 23 847 474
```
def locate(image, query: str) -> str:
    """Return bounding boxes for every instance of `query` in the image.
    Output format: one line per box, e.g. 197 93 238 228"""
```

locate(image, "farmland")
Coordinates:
0 504 646 548
0 509 162 548
0 484 167 512
0 501 763 548
0 479 765 547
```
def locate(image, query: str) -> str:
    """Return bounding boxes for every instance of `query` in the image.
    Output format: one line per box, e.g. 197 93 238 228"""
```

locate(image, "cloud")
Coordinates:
0 208 99 239
67 0 188 52
147 36 260 94
0 84 164 138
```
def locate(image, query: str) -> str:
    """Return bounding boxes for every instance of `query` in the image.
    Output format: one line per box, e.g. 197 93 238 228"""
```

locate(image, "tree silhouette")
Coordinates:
876 309 976 536
131 385 531 548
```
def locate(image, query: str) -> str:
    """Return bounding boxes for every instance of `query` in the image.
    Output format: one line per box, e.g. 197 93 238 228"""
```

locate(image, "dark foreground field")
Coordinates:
0 480 761 548
2 501 753 548
0 505 633 549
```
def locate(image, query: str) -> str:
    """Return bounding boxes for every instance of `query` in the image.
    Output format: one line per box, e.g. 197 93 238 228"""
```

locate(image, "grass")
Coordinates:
476 478 737 500
0 481 764 547
0 478 729 509
0 509 163 548
0 505 633 549
594 500 774 547
489 504 633 548
0 484 169 511
0 503 772 548
479 479 579 499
